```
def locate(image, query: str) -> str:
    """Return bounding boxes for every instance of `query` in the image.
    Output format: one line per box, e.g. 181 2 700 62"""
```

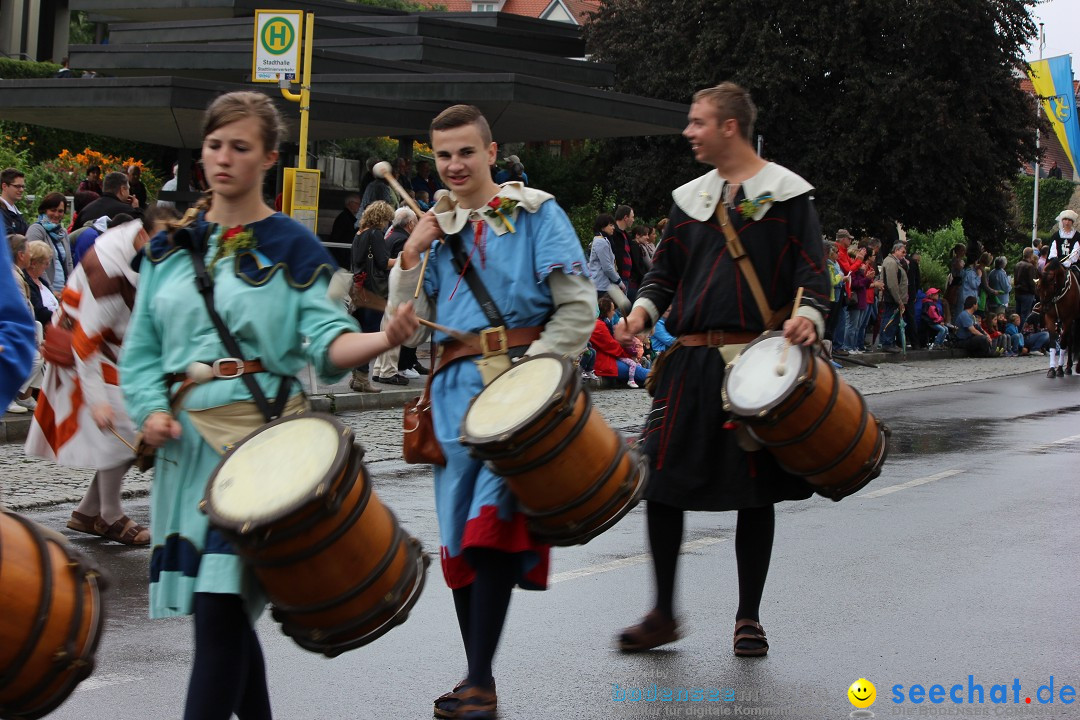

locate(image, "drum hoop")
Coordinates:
460 353 576 446
277 536 430 657
816 422 890 501
271 520 405 615
0 512 104 719
529 451 648 547
203 412 353 534
746 358 839 448
245 456 373 569
481 390 592 472
233 445 365 552
0 511 54 692
722 332 811 418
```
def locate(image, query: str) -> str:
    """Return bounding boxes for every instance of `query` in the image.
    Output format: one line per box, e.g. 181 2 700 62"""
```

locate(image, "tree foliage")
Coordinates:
584 0 1039 244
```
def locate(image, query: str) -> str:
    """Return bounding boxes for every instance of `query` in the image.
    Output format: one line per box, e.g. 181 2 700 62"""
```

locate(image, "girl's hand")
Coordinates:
141 412 182 447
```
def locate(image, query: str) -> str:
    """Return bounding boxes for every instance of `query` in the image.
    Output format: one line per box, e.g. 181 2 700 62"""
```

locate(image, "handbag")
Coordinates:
402 339 445 466
41 311 76 367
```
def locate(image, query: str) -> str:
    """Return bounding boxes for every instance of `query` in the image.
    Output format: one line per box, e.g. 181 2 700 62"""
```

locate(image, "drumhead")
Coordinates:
208 415 346 526
463 355 569 442
724 334 805 416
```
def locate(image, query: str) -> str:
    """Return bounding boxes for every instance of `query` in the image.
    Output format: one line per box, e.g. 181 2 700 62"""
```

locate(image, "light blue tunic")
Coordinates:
423 198 587 589
121 215 357 620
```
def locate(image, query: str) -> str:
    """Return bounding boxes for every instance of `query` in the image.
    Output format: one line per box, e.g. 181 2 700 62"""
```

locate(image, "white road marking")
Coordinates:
1027 432 1080 453
76 673 143 691
550 537 726 585
856 468 964 499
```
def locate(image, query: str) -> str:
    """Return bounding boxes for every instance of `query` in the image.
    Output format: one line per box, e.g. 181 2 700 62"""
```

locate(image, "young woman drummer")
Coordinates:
120 91 418 719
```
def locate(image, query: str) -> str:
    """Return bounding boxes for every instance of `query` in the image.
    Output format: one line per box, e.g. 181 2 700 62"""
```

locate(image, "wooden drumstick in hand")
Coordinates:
372 161 437 298
776 286 804 376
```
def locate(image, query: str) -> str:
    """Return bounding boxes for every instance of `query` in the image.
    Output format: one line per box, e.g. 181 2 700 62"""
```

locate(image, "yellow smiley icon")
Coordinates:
848 678 876 709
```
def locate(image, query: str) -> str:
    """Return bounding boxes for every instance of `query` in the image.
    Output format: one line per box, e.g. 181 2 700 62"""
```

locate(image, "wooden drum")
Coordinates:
721 333 889 500
0 510 107 720
201 412 428 658
460 354 647 546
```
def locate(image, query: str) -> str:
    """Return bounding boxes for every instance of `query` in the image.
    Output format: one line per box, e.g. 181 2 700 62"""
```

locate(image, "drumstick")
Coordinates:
107 424 138 454
606 284 632 316
372 161 434 299
776 287 805 376
351 291 478 344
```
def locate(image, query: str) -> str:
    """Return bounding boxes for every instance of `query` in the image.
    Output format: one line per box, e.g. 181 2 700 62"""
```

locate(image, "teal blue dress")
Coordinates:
121 213 357 620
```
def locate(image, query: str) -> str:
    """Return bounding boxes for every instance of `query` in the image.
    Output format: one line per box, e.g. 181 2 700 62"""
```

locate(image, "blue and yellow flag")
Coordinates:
1028 55 1080 174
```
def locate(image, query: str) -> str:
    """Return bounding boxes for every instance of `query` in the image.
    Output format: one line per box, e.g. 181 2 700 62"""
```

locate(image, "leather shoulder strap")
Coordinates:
715 205 791 329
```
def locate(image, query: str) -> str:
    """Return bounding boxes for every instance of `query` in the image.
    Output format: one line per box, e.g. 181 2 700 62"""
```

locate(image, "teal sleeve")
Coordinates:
298 276 360 383
120 262 171 428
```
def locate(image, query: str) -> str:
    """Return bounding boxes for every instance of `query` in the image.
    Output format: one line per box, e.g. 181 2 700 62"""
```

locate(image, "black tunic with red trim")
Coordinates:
638 187 828 511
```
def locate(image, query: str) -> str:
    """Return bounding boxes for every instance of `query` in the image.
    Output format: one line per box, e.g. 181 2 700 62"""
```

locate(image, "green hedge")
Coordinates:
0 58 61 79
1013 175 1076 233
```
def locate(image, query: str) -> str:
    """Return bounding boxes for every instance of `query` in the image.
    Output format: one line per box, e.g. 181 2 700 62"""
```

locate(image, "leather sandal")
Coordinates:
66 510 104 537
617 609 680 652
434 678 495 719
95 515 151 546
454 684 497 720
733 618 769 657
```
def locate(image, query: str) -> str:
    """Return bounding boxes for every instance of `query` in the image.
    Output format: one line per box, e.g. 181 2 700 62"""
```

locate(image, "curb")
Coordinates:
0 348 981 444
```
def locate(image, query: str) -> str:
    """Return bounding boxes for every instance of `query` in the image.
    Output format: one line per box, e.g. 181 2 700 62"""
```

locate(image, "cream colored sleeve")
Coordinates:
388 261 433 347
526 273 597 358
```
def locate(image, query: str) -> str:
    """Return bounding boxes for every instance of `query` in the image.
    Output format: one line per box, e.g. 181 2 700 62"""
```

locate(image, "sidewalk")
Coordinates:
0 344 1020 443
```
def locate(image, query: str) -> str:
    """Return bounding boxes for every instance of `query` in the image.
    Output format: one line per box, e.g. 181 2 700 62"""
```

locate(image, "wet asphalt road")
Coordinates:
13 371 1080 720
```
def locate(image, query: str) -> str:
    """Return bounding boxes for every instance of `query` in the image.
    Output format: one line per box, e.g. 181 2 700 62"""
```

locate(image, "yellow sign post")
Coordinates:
254 10 319 227
282 167 320 233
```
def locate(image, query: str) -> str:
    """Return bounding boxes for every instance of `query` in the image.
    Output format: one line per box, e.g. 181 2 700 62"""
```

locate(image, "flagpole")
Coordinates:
1033 22 1044 246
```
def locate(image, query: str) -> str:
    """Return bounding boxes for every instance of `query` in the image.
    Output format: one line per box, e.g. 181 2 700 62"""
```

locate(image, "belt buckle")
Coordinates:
212 358 245 379
480 326 509 358
708 330 724 348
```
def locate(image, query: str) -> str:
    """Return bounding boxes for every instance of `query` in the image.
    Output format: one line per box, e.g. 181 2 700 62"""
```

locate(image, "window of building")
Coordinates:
474 2 496 11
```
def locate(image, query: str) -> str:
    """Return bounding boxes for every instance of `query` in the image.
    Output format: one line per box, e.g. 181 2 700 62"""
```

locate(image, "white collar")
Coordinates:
671 163 813 222
0 197 20 214
1061 228 1076 239
433 181 554 236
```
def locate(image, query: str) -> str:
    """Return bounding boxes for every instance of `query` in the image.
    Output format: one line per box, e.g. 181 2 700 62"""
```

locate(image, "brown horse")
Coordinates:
1037 259 1080 378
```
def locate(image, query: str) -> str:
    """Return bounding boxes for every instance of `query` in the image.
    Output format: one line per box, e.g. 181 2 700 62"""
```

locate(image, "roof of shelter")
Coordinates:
2 0 686 149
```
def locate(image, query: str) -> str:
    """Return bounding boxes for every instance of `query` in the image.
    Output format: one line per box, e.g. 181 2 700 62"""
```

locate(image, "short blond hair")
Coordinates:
26 240 53 265
359 201 394 233
692 82 757 141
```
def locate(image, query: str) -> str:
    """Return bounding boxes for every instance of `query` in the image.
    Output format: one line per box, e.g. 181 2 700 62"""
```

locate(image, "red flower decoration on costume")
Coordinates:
487 198 502 209
222 225 245 241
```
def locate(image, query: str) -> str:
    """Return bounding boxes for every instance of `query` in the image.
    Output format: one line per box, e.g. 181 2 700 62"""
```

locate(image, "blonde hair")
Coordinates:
358 201 394 233
692 82 757 141
26 240 53 265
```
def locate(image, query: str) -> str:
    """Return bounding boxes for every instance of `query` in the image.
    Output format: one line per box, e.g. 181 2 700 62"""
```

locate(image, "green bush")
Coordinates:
1013 175 1076 233
566 185 619 256
0 58 60 79
919 257 947 294
906 218 966 267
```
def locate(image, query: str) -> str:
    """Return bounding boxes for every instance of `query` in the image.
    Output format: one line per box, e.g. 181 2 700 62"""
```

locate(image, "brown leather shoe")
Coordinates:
434 678 495 719
733 618 769 657
617 609 680 652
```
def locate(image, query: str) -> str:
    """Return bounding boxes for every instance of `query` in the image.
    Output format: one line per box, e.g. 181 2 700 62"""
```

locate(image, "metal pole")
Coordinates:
298 12 313 170
1033 22 1044 245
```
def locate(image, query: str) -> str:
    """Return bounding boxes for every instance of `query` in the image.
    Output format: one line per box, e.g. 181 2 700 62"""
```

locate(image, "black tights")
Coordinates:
646 501 775 622
450 549 516 689
184 593 272 720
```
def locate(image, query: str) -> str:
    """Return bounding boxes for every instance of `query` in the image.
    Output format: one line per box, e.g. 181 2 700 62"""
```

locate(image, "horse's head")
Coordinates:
1039 259 1066 301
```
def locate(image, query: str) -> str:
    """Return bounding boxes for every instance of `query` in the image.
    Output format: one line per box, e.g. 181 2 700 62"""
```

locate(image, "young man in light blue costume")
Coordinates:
388 104 595 719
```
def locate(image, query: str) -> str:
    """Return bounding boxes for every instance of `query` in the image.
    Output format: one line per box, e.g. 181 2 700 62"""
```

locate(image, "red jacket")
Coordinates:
589 319 630 377
836 249 864 293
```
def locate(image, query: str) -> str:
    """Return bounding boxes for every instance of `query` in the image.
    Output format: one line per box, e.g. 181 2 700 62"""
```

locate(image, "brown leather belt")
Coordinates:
435 326 542 375
165 358 267 386
679 330 759 348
